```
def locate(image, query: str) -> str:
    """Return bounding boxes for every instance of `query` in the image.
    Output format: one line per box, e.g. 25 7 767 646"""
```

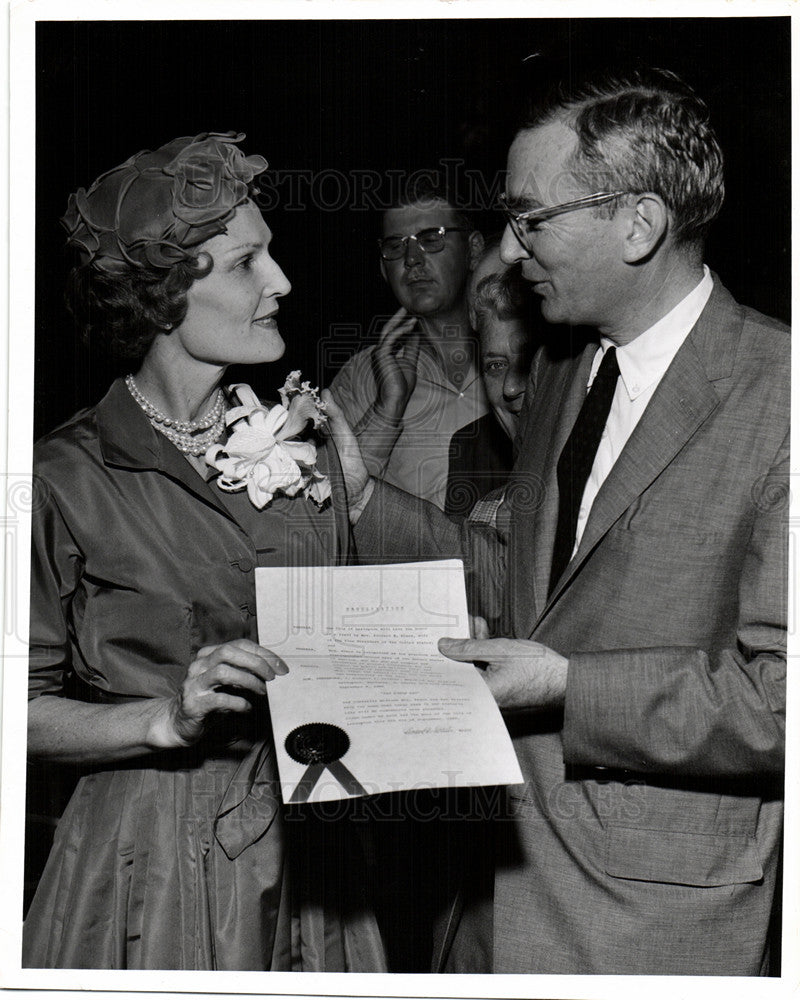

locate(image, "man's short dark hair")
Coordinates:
386 173 472 230
525 66 725 246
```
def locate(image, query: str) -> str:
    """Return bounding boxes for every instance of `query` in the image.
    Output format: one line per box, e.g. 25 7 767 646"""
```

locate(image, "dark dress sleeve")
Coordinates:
28 480 83 699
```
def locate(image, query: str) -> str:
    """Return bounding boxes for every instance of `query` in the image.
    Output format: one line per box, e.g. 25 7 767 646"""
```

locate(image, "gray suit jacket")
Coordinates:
354 279 789 975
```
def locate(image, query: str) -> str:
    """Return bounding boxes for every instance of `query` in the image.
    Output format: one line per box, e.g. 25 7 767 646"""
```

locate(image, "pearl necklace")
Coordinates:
125 375 227 456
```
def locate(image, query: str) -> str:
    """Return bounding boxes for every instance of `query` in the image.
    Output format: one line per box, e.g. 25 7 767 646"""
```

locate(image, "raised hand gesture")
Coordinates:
371 307 421 421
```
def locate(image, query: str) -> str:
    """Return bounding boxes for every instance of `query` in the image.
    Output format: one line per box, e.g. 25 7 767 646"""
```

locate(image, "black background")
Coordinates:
35 16 791 439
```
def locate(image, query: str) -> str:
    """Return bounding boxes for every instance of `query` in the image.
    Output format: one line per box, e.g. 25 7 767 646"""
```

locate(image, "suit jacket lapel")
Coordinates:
546 338 719 608
539 281 738 621
512 341 598 635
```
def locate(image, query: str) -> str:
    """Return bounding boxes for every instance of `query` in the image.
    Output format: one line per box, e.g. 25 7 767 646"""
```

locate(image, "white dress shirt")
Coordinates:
573 266 714 552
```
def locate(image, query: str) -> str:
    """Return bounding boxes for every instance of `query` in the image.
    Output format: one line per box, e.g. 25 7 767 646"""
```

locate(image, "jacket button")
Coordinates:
233 556 254 573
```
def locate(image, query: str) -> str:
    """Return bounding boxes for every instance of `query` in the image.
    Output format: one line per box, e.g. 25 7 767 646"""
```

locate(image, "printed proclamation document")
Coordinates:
256 560 522 804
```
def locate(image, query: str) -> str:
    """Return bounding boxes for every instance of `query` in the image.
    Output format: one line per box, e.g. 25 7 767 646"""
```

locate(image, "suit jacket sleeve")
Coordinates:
562 428 788 777
352 479 507 626
353 479 462 563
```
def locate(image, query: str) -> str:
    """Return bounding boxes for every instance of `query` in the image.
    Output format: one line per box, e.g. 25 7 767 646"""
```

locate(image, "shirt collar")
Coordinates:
592 265 714 400
410 337 483 396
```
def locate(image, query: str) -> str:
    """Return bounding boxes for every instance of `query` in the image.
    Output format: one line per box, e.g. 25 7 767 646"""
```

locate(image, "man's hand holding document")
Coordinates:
256 559 523 803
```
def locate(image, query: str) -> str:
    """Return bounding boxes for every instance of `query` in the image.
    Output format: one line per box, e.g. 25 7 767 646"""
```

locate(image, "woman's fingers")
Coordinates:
219 638 287 676
191 639 288 685
167 640 289 747
198 691 254 715
203 661 269 696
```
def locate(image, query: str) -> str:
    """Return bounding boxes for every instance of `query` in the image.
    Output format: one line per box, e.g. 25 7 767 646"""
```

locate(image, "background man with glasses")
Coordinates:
330 183 488 510
329 66 788 974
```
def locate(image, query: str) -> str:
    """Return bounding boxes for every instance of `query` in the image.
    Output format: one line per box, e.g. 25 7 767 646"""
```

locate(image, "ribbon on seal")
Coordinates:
285 722 367 803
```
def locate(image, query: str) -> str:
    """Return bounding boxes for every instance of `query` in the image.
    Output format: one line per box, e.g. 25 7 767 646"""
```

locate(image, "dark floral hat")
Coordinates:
61 132 268 273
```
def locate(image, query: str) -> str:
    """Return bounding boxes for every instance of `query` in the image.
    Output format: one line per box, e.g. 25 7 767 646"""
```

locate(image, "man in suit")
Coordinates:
326 66 788 975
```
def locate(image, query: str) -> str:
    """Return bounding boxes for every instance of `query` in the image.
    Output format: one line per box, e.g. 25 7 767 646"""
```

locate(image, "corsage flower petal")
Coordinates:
205 378 331 511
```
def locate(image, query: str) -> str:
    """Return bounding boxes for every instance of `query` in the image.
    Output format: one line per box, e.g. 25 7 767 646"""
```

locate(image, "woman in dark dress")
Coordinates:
23 132 384 971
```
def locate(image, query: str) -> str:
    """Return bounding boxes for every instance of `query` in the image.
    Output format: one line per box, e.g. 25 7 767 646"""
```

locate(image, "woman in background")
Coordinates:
444 238 535 519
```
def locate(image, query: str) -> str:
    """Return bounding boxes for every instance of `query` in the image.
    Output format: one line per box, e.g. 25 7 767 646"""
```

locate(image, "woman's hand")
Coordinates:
28 641 288 764
371 307 421 421
149 639 288 748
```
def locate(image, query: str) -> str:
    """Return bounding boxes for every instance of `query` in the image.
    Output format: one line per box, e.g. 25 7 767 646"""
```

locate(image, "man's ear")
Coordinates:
468 230 485 269
380 258 388 283
622 194 668 263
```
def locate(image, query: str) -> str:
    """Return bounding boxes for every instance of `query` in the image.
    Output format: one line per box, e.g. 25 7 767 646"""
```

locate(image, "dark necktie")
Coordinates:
549 346 620 594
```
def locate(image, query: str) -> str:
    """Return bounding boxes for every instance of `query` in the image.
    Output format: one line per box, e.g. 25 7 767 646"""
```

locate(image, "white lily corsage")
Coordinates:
205 372 331 510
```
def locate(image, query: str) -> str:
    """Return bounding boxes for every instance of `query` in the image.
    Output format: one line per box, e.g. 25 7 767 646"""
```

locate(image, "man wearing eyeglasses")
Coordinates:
328 66 788 975
330 184 488 510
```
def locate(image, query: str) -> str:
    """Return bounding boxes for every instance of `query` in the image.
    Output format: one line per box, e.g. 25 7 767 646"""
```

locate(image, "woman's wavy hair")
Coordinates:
470 238 528 334
525 66 725 247
66 253 212 360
